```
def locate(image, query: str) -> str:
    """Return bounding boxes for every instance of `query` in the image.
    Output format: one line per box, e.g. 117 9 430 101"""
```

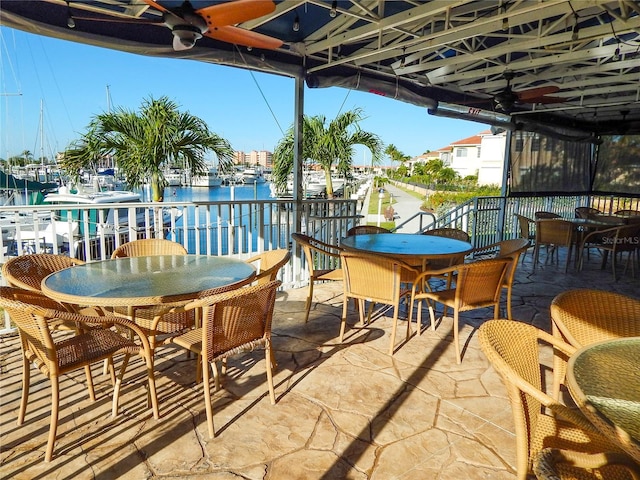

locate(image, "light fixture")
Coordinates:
613 41 621 61
330 0 337 18
293 13 300 32
66 1 75 28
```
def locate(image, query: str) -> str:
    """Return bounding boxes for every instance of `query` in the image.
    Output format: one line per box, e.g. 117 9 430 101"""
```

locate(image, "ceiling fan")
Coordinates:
68 0 283 51
493 71 564 113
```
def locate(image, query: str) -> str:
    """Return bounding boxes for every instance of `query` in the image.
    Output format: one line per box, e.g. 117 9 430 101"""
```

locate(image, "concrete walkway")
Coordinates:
360 182 432 233
2 249 638 478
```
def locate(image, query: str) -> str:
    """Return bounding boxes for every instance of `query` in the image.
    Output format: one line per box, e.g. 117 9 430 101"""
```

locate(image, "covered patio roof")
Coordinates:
1 0 639 135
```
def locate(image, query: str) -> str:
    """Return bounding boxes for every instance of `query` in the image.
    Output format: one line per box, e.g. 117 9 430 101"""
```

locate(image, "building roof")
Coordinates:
450 134 483 146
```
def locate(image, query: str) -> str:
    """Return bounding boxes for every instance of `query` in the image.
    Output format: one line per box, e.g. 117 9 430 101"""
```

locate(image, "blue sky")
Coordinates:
1 26 484 166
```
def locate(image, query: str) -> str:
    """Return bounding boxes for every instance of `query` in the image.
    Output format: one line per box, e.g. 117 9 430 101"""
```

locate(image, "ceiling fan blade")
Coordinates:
69 15 162 25
524 95 566 104
204 25 282 49
195 0 276 27
516 85 560 101
141 0 171 15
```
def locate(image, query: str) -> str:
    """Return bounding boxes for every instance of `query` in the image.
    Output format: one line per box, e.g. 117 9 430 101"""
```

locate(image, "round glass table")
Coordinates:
340 233 472 261
41 254 256 308
567 337 640 462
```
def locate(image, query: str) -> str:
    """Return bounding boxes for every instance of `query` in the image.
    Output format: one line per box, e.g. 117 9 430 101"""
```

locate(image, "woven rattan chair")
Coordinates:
421 227 471 242
533 219 576 272
0 286 158 462
111 238 188 258
109 237 194 362
419 227 471 290
411 257 510 364
578 224 640 280
292 232 344 323
533 448 640 480
245 248 290 284
2 253 85 295
346 225 391 236
549 289 640 400
339 251 420 355
171 280 281 438
478 320 624 480
470 238 530 319
515 214 536 263
575 207 603 219
2 253 111 378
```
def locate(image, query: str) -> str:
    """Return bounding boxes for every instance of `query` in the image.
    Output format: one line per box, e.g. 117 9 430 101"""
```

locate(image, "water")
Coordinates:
156 182 281 254
161 182 273 202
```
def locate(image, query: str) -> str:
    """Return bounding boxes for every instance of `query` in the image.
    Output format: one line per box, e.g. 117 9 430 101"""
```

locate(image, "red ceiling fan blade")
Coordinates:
517 85 560 101
522 95 566 105
205 25 282 49
196 0 276 27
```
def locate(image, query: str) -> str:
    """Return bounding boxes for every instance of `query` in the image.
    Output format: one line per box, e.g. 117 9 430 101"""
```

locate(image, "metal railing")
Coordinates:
2 190 636 333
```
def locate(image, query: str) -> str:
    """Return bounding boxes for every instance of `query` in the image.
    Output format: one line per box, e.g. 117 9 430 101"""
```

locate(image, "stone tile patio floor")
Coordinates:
1 248 638 479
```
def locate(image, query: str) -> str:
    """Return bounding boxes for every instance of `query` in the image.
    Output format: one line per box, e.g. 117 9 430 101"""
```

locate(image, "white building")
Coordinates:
410 130 507 186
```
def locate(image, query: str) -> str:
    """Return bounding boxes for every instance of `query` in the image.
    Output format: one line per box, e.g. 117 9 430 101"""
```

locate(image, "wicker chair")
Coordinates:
419 227 471 290
421 227 471 242
549 289 640 400
515 213 536 263
2 253 85 295
533 448 640 480
478 320 624 480
346 225 391 236
470 238 530 319
0 286 158 462
171 280 281 439
411 258 511 364
111 238 188 258
292 232 344 323
535 211 562 219
245 248 290 284
533 219 576 272
339 251 420 355
575 207 602 219
577 224 640 280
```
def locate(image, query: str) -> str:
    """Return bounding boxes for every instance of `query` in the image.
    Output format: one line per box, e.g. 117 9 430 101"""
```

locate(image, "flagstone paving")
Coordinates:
1 249 638 479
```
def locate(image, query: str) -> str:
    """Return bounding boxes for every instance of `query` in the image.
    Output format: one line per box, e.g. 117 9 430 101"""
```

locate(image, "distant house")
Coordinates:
409 130 506 186
449 133 483 178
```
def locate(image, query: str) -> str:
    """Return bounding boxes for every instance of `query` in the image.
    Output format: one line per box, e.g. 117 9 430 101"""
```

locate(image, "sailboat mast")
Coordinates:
40 99 47 182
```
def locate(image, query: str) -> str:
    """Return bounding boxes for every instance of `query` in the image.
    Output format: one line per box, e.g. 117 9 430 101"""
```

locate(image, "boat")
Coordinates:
241 167 266 184
191 168 222 187
165 168 185 187
42 188 180 236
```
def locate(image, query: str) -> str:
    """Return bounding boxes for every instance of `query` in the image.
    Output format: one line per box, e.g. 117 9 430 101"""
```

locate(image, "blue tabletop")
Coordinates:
341 233 472 258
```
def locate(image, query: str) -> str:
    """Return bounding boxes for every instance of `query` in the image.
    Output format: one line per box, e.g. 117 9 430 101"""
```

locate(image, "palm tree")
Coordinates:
272 108 383 198
61 96 234 201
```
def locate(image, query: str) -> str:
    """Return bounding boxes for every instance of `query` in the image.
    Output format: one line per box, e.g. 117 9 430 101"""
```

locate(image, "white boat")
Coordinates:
165 169 184 187
191 168 222 187
241 167 266 184
42 189 179 235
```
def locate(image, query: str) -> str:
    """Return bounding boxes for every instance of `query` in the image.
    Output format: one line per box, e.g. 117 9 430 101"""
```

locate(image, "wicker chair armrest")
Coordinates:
579 225 620 245
537 328 578 357
44 308 154 353
534 448 640 480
